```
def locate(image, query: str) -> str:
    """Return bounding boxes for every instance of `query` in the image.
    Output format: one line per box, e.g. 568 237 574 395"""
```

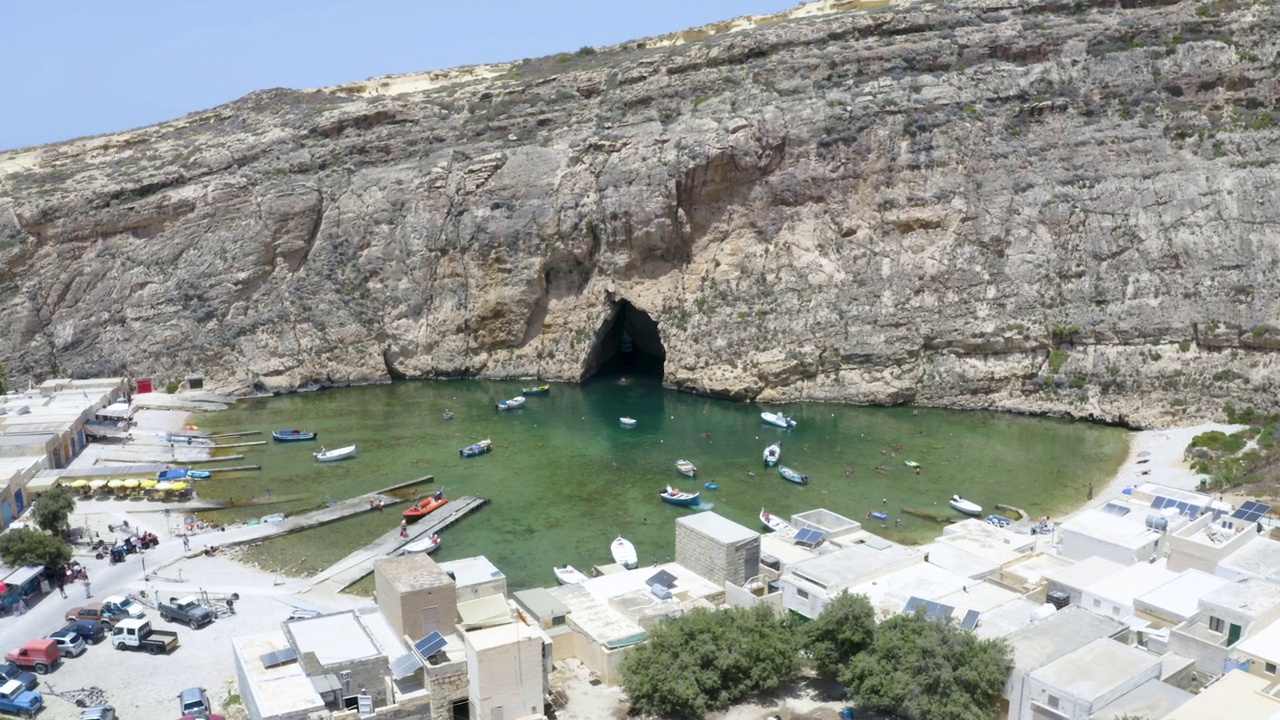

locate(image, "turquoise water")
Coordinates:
197 375 1129 591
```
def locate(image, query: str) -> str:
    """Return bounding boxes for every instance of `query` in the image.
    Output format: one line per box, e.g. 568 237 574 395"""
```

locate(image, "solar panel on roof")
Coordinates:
389 651 424 679
261 647 299 669
960 609 980 631
1231 501 1272 523
902 596 954 622
414 631 447 659
645 570 678 589
1101 503 1130 517
1150 496 1171 509
794 528 826 547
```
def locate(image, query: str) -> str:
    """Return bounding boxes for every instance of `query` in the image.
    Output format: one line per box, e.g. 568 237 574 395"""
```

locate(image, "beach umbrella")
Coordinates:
107 479 125 489
122 479 140 488
70 479 90 488
154 481 174 491
89 479 109 490
140 479 159 488
169 482 190 492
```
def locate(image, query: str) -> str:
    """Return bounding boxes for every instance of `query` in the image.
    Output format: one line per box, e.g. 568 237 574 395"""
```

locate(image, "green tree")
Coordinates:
841 611 1013 720
621 605 800 719
34 486 76 537
804 591 876 678
0 529 72 569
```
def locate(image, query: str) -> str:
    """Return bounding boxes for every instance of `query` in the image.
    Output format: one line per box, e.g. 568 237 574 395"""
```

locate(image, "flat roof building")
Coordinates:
1003 606 1128 716
1162 669 1280 719
1021 638 1168 720
1133 569 1229 626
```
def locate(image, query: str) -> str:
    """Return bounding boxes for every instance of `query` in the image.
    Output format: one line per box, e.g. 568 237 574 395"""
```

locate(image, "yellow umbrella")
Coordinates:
122 479 140 489
89 479 109 490
140 479 159 488
169 482 189 492
70 479 90 488
107 479 125 489
154 481 173 491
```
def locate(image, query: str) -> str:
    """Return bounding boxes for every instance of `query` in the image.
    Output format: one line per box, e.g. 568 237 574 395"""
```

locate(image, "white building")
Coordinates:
1020 637 1185 720
779 538 917 619
1002 606 1129 717
1078 558 1178 621
1133 569 1229 627
1217 535 1280 584
1056 505 1168 565
1170 578 1280 677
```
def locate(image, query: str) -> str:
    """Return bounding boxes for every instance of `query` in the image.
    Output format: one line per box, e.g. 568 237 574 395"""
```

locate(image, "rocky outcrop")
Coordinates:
2 0 1280 427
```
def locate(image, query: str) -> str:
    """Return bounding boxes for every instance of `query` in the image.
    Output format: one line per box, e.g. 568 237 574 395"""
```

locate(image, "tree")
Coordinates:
621 604 800 719
34 486 76 537
0 529 72 569
841 611 1013 720
803 591 876 679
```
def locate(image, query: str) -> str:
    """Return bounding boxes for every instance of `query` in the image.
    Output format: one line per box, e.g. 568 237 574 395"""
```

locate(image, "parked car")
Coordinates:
110 618 178 655
101 595 146 620
178 686 212 718
0 678 42 718
157 596 214 629
46 631 87 658
80 705 116 720
0 662 38 692
66 604 125 627
60 619 107 645
4 639 61 674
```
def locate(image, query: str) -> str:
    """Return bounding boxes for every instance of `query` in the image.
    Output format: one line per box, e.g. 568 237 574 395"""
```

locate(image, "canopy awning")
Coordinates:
4 565 44 588
23 474 61 494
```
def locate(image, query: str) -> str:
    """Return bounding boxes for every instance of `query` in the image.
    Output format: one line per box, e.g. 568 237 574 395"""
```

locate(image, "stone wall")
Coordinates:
674 523 759 587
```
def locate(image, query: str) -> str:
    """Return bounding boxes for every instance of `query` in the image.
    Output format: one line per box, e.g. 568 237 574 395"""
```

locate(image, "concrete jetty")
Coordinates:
304 495 490 593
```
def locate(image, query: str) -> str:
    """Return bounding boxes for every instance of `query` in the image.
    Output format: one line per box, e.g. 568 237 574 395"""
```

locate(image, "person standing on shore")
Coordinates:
1087 483 1094 500
399 520 408 538
83 578 92 598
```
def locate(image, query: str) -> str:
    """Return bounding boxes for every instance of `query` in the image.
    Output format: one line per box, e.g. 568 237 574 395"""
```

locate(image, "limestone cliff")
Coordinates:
2 0 1280 427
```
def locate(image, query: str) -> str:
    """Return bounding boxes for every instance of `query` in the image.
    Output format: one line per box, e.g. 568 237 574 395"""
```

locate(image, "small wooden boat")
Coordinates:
403 490 448 520
261 513 285 523
949 495 983 516
554 564 589 585
659 486 700 506
496 396 527 412
314 445 357 462
186 470 211 479
779 466 809 485
442 411 454 420
460 439 492 458
405 533 442 554
521 384 550 395
676 459 697 478
905 461 920 469
761 411 797 429
760 508 792 533
273 429 318 442
763 443 781 466
611 536 638 569
619 417 637 428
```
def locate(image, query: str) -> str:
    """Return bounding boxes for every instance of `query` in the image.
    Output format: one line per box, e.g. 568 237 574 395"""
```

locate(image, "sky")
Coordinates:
0 0 802 152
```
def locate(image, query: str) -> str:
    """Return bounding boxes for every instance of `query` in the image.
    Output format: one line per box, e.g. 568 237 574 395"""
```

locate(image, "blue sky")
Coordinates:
1 0 800 151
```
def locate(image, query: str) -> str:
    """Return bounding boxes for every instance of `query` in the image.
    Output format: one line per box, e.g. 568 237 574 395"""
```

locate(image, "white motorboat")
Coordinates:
760 508 792 533
496 396 527 412
314 445 357 462
611 536 638 569
620 417 637 428
761 411 797 429
949 494 983 516
676 459 697 478
763 443 781 466
404 533 442 554
554 564 589 585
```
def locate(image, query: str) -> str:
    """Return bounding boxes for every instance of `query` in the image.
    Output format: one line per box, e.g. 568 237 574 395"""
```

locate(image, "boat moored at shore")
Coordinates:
314 445 356 462
273 429 317 442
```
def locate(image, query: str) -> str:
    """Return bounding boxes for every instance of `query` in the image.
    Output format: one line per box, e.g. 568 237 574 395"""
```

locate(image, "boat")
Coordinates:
619 417 637 428
760 411 797 429
760 508 792 533
985 515 1013 528
404 533 442 554
495 396 527 412
460 439 493 458
868 511 888 521
314 445 357 462
659 486 701 506
403 490 448 521
703 482 718 490
763 443 781 466
779 466 809 485
186 470 211 479
554 564 589 585
676 459 697 478
273 429 318 442
949 495 983 516
261 513 285 523
904 461 920 469
610 536 638 569
442 411 454 420
521 384 550 395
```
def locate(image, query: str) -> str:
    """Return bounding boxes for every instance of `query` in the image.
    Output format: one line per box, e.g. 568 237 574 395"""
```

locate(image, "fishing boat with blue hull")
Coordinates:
659 486 700 506
495 396 526 412
763 443 781 466
521 384 550 395
460 439 492 458
779 466 809 485
273 429 317 442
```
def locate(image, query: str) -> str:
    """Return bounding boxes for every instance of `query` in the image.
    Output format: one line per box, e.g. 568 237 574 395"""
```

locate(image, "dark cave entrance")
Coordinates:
586 300 665 380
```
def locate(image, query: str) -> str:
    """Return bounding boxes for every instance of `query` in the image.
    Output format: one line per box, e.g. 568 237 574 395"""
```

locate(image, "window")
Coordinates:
1265 662 1277 675
1093 599 1101 609
797 588 809 600
551 615 565 627
1047 695 1060 709
1209 616 1225 633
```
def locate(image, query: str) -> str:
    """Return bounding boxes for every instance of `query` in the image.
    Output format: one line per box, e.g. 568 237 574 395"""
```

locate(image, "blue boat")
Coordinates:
186 470 212 479
460 439 493 458
779 466 809 485
659 486 700 506
495 396 526 412
985 514 1014 528
273 429 317 442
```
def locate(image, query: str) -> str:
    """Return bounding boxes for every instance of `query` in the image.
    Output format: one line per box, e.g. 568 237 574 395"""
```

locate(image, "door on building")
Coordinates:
1228 623 1243 646
14 490 24 513
1 501 11 527
450 699 469 720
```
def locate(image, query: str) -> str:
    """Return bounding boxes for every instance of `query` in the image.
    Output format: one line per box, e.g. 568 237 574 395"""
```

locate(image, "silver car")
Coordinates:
80 707 116 720
47 630 87 658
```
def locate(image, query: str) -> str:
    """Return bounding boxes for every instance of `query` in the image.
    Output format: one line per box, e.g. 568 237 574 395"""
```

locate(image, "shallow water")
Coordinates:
196 375 1129 591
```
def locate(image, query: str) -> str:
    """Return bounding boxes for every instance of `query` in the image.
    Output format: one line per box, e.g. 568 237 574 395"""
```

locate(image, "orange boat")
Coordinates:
403 490 448 521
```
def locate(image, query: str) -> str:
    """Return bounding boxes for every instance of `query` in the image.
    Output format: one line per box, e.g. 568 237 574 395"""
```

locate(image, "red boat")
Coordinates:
403 490 448 521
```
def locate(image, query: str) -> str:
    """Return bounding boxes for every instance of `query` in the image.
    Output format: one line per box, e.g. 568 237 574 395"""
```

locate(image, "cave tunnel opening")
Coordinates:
586 300 665 380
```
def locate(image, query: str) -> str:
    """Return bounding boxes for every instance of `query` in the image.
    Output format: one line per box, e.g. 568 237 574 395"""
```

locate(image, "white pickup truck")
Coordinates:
110 618 179 655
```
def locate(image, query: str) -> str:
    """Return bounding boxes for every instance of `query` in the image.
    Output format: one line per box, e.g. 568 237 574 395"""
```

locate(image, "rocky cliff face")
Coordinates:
2 0 1279 426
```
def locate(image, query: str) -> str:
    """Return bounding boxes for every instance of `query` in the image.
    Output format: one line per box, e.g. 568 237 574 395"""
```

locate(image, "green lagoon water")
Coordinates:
195 374 1129 592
